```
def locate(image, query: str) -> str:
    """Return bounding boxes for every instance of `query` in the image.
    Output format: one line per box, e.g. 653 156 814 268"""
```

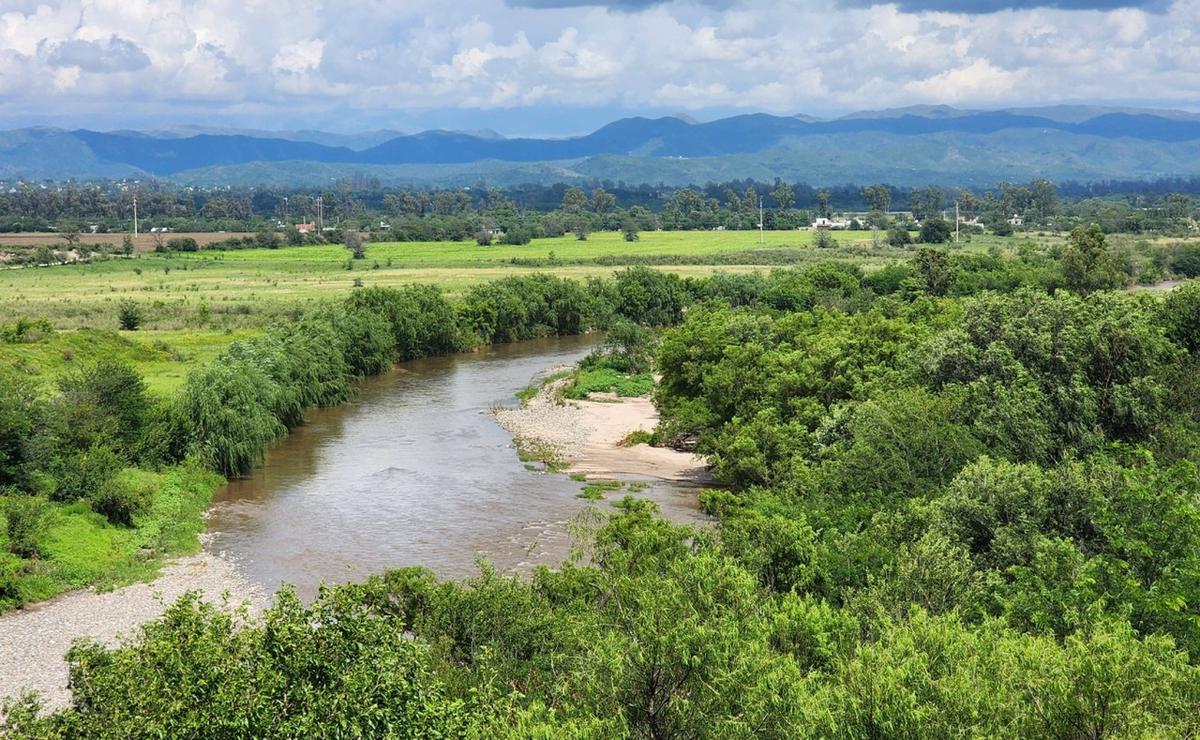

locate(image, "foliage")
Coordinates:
116 300 142 331
2 494 51 558
166 237 199 252
1061 224 1128 295
344 229 366 259
9 254 1200 733
887 224 913 247
918 217 953 244
8 502 1200 737
563 368 654 399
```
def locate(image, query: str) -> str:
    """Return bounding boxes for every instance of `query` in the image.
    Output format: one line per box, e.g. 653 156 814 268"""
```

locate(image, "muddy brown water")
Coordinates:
204 334 706 600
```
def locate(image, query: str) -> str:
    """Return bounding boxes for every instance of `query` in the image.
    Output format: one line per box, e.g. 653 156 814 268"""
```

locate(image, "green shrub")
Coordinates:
564 368 654 399
53 444 125 503
166 237 199 252
88 474 152 527
57 359 150 450
117 300 142 331
1 494 51 558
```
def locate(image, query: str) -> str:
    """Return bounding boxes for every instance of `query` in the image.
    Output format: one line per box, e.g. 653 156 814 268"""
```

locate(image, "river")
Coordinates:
204 334 706 600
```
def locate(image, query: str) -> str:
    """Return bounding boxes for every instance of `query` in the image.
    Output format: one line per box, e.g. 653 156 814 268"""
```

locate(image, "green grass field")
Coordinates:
0 227 1083 395
0 328 258 397
0 229 1045 332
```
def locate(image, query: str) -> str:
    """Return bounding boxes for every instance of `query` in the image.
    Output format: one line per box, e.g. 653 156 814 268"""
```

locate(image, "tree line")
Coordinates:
3 177 1197 240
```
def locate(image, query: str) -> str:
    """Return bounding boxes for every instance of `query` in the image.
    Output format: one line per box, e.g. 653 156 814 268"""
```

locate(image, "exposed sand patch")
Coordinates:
0 551 263 712
493 376 709 484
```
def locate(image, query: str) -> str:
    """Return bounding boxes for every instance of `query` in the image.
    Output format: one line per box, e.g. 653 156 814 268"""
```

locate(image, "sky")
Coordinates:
0 0 1196 135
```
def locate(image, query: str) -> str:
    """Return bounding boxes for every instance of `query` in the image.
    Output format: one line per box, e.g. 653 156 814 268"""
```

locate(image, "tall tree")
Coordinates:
862 183 892 213
591 188 616 215
816 190 831 219
1061 224 1127 295
561 187 588 213
772 181 795 211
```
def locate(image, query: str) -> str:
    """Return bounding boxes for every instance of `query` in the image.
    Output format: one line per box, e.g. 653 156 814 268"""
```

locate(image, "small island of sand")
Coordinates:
493 375 710 484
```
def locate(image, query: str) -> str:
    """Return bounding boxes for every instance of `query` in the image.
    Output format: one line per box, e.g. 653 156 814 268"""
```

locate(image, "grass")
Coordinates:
578 480 624 500
620 430 655 447
564 368 655 399
0 229 1056 329
514 369 573 405
0 327 255 397
514 436 567 473
0 465 223 611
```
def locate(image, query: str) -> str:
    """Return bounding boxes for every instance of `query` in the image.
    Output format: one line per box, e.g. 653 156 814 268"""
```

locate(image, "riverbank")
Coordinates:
0 550 263 712
493 374 709 484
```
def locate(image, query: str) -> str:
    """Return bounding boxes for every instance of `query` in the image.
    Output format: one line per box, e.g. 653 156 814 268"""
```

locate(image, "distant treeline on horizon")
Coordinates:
1 176 1197 236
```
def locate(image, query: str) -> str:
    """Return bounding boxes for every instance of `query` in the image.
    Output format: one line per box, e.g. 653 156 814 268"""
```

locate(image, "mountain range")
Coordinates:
3 106 1200 187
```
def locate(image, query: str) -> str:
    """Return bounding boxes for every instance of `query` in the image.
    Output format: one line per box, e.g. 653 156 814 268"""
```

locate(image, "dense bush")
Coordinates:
7 501 1199 737
166 237 199 252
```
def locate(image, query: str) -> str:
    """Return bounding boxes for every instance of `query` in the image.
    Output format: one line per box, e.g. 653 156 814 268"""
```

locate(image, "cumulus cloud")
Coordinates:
43 36 151 73
845 0 1169 11
0 0 1195 131
508 0 1163 9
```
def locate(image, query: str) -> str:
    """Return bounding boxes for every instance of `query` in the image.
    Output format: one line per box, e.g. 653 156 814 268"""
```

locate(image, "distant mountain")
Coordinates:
3 105 1200 187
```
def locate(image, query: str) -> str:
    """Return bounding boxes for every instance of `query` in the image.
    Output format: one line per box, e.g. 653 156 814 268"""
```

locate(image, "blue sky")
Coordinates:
0 0 1195 135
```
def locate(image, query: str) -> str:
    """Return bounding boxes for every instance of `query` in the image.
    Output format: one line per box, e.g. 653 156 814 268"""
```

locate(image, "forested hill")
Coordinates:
5 106 1200 186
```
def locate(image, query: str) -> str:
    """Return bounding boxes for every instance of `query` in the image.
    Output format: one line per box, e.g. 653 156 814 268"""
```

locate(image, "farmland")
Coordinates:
0 229 1041 330
1 226 1176 398
0 232 253 254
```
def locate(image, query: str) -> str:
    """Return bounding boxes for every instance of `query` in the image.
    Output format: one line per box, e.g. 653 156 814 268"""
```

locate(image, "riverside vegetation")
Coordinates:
4 228 1200 735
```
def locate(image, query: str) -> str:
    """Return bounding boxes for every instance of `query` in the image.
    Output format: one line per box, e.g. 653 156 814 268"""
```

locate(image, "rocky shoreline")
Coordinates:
0 550 263 712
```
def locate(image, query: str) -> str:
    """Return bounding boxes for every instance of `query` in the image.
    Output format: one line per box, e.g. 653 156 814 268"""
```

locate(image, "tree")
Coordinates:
862 183 892 213
622 220 640 242
919 218 953 244
958 191 978 221
574 221 589 241
1061 224 1127 295
912 247 955 296
816 190 832 219
117 300 142 331
887 224 913 248
561 187 587 213
911 186 945 222
502 226 531 245
1031 179 1058 221
167 237 199 252
1166 193 1192 221
344 230 366 260
60 228 80 252
590 188 616 215
121 234 134 256
772 181 795 211
58 359 151 450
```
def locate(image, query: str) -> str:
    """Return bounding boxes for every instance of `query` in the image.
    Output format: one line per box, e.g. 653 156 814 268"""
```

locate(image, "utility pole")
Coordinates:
132 195 138 237
316 196 323 231
758 197 765 244
955 200 960 243
283 196 289 224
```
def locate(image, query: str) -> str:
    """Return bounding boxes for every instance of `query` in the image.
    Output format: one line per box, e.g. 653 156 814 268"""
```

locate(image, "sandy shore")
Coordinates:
493 375 710 483
0 550 264 712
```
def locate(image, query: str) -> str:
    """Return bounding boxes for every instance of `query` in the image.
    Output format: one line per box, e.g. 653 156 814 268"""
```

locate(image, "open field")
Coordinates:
0 231 254 254
1 227 1180 395
0 229 1055 331
0 328 257 397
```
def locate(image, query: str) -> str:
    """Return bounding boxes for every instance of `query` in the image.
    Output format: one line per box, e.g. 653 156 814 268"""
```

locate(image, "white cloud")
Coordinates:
272 39 325 75
0 0 1195 130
